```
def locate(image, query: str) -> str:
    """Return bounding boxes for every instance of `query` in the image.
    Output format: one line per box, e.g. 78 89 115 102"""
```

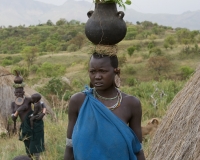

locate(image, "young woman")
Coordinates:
64 52 145 160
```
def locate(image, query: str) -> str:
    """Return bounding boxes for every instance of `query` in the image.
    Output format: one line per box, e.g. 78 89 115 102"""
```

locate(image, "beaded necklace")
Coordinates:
94 89 118 100
93 88 122 110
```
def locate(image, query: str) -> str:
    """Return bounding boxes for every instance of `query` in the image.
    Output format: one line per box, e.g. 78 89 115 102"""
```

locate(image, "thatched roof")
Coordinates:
0 66 55 134
147 65 200 160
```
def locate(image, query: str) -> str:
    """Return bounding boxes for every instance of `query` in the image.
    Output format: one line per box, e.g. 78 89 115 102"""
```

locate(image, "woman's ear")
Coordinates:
114 74 120 88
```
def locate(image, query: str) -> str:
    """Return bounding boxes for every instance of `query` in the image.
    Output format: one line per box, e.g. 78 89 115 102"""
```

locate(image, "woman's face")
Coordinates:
14 88 24 98
89 56 115 90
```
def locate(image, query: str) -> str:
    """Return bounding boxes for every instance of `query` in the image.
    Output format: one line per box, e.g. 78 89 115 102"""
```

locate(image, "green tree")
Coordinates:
147 56 171 75
164 36 176 49
56 18 67 26
69 33 86 49
46 43 56 54
46 20 54 26
22 46 38 70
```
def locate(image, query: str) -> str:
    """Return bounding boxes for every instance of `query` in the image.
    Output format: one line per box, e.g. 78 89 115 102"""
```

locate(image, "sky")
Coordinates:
36 0 200 14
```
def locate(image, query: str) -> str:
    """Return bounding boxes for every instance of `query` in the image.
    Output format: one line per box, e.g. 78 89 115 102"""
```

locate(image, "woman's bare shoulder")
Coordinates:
121 92 141 108
121 92 142 119
69 92 86 110
122 92 140 103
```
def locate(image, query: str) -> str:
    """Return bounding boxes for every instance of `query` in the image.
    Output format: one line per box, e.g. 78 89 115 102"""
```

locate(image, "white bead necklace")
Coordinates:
93 88 122 110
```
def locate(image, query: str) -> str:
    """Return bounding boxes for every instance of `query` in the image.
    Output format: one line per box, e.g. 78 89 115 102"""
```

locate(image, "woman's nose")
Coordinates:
95 73 101 79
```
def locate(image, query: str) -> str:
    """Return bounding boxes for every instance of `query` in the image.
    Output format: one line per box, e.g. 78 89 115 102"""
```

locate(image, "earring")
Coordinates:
114 75 120 88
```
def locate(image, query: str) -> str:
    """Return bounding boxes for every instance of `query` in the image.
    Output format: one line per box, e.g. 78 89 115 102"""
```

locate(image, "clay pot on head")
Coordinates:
14 70 23 84
85 3 127 45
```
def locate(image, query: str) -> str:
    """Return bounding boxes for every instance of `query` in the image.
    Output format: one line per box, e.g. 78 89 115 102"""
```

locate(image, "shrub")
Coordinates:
149 47 163 56
37 62 66 77
126 77 137 86
67 44 78 52
63 90 71 101
30 64 39 73
71 79 82 88
37 78 72 101
147 56 171 76
12 56 22 64
127 46 135 57
180 66 194 79
124 65 136 74
148 41 155 49
1 59 12 66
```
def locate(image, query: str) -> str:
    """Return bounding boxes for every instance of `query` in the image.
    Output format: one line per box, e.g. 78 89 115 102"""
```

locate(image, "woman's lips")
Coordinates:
94 83 103 87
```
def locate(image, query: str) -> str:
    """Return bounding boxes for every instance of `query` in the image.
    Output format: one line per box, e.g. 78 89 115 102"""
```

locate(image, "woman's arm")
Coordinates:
129 97 146 160
64 92 85 160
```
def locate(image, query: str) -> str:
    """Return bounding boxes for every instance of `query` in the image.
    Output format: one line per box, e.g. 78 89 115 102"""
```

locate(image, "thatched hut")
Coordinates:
0 66 55 134
147 65 200 160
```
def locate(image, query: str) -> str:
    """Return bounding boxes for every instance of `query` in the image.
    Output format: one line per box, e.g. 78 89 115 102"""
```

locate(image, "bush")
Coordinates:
12 56 22 64
71 79 82 88
37 62 66 77
1 59 12 66
30 64 39 73
126 77 137 86
124 65 136 74
149 47 163 56
63 90 71 101
127 47 135 57
38 78 72 101
180 66 194 79
67 44 78 52
1 56 22 66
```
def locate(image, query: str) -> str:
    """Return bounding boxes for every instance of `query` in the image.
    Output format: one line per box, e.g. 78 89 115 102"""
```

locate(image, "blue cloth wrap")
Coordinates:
72 87 141 160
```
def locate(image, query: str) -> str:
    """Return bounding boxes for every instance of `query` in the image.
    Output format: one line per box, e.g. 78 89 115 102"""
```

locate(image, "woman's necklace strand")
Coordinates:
108 91 122 110
94 89 118 100
93 88 122 110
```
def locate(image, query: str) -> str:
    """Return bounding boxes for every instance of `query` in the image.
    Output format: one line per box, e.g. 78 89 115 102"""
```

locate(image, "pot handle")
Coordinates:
117 11 125 19
87 10 94 18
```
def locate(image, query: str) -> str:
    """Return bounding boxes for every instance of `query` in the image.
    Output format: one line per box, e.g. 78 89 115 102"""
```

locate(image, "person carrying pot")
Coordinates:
11 71 46 160
64 50 145 160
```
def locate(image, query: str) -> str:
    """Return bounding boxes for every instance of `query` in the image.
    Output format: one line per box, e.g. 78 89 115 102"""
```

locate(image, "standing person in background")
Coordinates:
64 52 145 160
11 71 46 160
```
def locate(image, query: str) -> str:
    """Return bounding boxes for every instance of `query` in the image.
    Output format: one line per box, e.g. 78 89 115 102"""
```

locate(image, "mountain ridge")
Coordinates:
0 0 200 30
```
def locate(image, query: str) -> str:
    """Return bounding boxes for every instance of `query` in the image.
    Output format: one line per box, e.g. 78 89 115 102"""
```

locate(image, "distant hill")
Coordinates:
0 0 200 30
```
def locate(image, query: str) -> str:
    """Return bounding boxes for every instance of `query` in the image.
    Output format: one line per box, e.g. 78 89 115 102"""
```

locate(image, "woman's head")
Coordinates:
89 52 120 89
14 87 24 98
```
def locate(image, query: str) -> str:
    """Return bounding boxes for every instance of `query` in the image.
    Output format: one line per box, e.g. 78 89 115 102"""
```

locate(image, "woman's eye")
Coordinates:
90 70 95 73
100 70 106 73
